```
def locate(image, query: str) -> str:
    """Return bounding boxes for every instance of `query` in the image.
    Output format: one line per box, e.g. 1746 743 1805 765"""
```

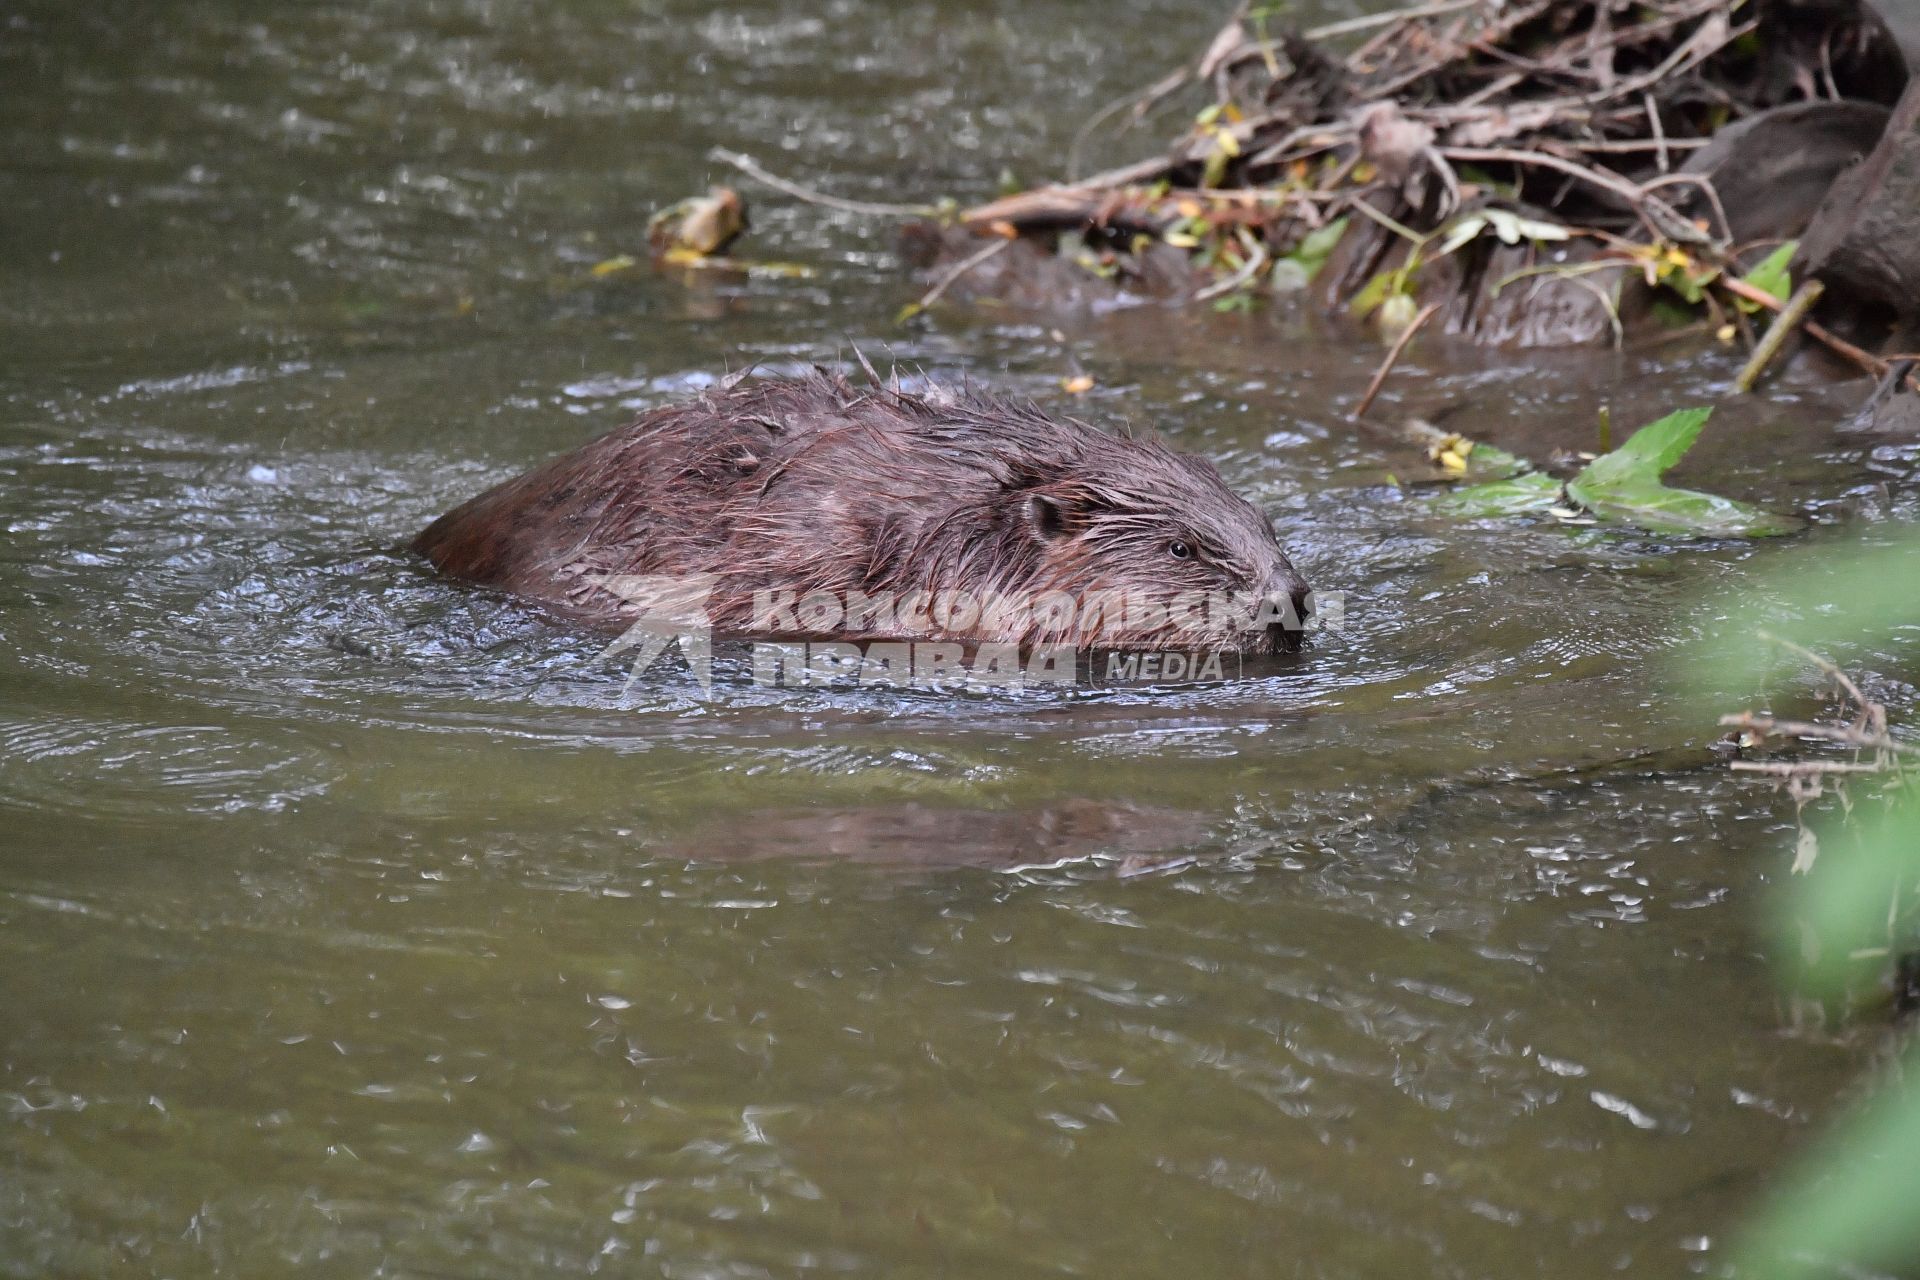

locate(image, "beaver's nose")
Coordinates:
1266 562 1312 631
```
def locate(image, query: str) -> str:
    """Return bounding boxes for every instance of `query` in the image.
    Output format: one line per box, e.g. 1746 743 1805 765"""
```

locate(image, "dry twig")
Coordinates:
710 148 939 218
907 238 1011 315
1353 302 1443 418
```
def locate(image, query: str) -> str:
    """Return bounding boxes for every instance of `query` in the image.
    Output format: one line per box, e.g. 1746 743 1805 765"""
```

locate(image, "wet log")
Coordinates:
1797 78 1920 318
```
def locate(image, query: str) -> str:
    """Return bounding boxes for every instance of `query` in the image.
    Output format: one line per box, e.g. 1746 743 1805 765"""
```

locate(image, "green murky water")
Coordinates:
3 2 1917 1276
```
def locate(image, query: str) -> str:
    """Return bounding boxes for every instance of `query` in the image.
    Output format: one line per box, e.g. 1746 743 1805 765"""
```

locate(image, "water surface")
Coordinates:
3 2 1917 1276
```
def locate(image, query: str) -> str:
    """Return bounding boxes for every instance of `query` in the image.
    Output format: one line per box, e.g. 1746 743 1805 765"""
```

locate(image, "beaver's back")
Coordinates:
413 372 1089 627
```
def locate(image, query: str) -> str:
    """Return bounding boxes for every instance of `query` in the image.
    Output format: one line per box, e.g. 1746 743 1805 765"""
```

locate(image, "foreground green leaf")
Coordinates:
1681 532 1920 704
1671 525 1920 1280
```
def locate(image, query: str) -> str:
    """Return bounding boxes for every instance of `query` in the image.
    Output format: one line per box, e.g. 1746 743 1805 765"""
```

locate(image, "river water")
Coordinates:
4 2 1918 1276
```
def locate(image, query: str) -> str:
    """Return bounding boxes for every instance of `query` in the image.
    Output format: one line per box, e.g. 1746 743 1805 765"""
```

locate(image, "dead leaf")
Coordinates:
1356 102 1436 183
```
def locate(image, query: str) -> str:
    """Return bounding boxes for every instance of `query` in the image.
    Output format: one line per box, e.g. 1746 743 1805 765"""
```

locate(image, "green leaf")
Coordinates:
1570 482 1805 537
1348 269 1396 319
1740 241 1796 307
1679 527 1920 1280
1574 407 1712 487
1282 216 1348 283
1437 407 1800 536
1431 471 1563 517
1566 407 1801 537
1665 263 1718 305
1201 145 1232 190
1459 439 1528 481
1296 216 1349 262
590 255 639 278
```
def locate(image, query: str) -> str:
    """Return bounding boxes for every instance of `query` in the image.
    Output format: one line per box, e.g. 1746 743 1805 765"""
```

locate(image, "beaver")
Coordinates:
413 370 1311 653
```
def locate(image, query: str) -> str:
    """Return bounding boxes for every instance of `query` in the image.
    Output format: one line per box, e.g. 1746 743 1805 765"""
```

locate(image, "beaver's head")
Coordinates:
936 431 1311 655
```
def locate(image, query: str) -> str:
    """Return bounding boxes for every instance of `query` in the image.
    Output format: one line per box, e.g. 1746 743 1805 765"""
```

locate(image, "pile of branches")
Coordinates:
976 0 1776 238
911 0 1912 361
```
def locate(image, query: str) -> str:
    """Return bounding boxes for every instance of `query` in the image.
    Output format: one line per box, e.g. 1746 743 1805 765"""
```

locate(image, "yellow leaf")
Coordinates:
1061 373 1095 395
591 255 638 278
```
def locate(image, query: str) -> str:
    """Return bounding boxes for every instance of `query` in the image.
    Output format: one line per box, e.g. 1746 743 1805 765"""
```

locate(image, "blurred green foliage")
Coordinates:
1687 528 1919 1277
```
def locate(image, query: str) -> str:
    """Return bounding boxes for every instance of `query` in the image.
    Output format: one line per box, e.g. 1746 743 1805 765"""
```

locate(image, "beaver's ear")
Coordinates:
1016 473 1105 541
1022 481 1112 540
1025 493 1071 542
1031 488 1117 541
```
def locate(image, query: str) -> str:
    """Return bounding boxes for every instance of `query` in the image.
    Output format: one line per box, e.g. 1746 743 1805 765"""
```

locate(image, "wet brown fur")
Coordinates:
413 371 1309 651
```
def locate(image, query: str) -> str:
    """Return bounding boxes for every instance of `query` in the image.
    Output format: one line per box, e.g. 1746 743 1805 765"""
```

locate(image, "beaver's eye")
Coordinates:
1167 539 1193 560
